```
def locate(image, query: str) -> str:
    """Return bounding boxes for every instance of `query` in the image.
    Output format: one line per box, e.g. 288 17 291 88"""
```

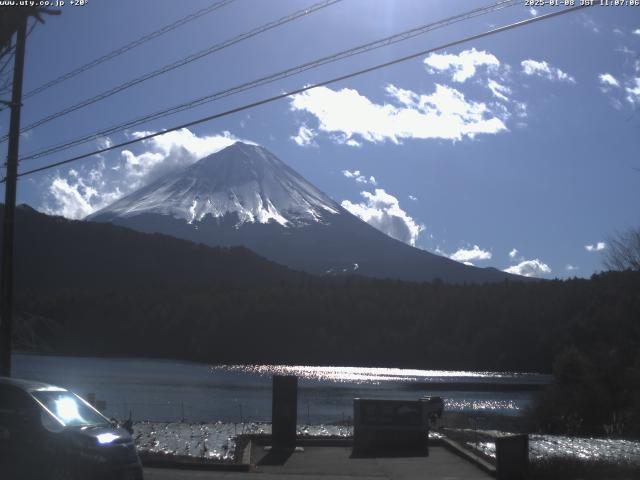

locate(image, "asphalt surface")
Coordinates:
143 446 491 479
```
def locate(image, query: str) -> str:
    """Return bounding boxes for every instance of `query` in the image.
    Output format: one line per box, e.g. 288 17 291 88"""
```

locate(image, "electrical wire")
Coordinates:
0 48 14 78
20 0 519 163
8 3 593 182
21 0 236 100
0 43 16 65
0 0 343 143
0 20 36 101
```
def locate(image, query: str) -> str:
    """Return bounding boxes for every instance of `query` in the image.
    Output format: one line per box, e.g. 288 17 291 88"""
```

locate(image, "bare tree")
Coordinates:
604 227 640 271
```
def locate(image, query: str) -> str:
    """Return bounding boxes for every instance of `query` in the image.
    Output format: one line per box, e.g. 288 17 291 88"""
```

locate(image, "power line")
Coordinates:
0 43 16 66
21 0 236 100
0 48 15 78
0 20 35 84
0 20 35 100
1 0 343 143
9 3 592 181
0 56 15 96
20 0 518 163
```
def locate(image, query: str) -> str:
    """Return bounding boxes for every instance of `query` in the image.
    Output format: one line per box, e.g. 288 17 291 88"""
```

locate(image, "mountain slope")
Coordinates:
4 204 303 294
88 142 525 284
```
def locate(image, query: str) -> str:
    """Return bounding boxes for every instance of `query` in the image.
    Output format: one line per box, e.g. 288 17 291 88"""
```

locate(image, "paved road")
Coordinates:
144 446 491 479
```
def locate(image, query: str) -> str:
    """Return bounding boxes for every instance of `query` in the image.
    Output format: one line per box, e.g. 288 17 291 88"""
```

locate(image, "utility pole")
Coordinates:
0 13 27 377
0 6 59 377
0 12 27 377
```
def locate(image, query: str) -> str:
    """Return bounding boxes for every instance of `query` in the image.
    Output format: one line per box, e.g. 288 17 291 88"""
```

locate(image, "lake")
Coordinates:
12 353 549 423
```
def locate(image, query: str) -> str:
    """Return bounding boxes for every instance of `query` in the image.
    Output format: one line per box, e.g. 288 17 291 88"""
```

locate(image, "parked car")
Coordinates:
0 377 143 480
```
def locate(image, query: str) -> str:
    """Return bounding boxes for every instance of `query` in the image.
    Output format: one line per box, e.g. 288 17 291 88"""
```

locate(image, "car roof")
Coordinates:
0 376 67 393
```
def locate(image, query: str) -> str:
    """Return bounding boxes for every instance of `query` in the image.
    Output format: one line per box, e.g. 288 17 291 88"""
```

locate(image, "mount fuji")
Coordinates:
87 142 522 283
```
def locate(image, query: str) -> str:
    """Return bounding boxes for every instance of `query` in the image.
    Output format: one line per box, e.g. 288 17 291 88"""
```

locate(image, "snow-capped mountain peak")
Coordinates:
88 142 526 284
88 142 339 227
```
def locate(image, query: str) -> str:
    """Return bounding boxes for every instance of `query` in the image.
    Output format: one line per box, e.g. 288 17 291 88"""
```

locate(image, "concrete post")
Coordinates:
272 375 297 450
495 434 529 480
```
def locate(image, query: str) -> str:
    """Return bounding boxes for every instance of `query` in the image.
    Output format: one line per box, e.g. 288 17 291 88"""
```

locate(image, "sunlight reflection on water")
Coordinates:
446 399 520 412
13 354 545 421
221 364 534 384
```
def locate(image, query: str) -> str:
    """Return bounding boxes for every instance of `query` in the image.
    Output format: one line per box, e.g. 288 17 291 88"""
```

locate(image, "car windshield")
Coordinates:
31 391 109 427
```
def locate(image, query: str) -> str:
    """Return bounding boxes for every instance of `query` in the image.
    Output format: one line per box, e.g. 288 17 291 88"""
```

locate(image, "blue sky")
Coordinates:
2 0 639 279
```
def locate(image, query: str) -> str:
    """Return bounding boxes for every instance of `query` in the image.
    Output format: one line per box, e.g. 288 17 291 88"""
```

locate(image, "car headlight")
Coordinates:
96 433 120 445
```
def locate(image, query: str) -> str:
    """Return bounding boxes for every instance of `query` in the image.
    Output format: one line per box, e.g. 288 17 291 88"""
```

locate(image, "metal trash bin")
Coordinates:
352 398 431 456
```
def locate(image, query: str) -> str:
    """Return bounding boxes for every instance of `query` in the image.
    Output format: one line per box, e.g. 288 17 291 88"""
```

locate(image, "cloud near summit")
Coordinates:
43 129 249 219
341 189 423 246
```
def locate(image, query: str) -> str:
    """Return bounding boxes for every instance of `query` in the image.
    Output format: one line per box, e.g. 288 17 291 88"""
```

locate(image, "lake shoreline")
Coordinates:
12 353 544 425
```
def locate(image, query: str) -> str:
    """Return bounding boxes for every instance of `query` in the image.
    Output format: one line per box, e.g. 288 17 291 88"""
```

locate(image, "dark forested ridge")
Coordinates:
5 204 305 292
17 270 640 373
4 206 639 378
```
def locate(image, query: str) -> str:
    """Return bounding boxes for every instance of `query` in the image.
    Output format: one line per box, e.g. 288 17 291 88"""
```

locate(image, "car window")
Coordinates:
31 391 109 427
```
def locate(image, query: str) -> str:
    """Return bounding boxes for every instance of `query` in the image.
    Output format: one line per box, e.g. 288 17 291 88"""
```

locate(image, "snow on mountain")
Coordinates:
88 142 339 227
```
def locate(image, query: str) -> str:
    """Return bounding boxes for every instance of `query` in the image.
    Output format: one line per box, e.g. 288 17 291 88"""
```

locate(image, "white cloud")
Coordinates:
121 129 245 191
123 130 247 188
341 188 423 246
598 53 640 108
291 125 317 147
45 177 99 220
290 84 507 146
529 8 538 16
514 102 528 118
43 161 122 220
509 248 519 259
42 129 248 219
578 15 599 34
616 45 636 56
633 28 640 35
342 170 377 185
521 60 576 83
408 195 418 201
449 245 492 263
566 264 579 272
504 259 551 278
95 136 113 153
625 78 640 104
585 242 606 252
423 48 499 83
487 79 511 102
599 73 620 88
